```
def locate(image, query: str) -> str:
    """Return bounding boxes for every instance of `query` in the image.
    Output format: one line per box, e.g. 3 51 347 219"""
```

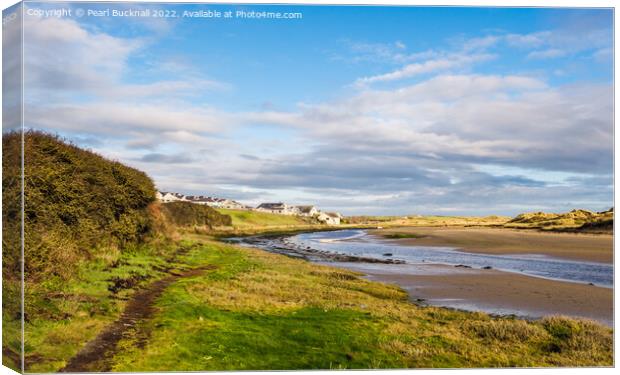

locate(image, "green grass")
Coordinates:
217 209 313 228
21 239 213 373
15 236 614 371
113 306 401 371
105 238 612 370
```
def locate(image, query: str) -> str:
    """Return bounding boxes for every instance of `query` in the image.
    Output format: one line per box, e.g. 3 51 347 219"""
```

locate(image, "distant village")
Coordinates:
156 191 342 225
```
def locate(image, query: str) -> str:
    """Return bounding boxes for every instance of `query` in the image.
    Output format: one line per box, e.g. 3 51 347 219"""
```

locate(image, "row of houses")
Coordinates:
156 192 342 225
256 203 341 225
156 191 247 210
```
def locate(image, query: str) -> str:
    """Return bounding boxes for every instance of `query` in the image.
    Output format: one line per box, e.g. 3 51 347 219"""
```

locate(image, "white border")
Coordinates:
0 1 617 375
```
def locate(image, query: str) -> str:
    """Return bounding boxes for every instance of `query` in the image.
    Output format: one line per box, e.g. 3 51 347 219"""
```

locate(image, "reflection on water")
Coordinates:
249 229 613 288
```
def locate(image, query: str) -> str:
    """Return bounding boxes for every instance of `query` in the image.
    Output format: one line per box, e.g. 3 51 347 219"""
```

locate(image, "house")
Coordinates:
256 203 299 215
296 205 318 217
317 212 341 225
185 195 213 205
219 199 246 209
157 191 187 203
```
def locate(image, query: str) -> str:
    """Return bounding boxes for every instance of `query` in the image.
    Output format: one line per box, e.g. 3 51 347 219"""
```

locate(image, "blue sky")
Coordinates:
10 1 614 215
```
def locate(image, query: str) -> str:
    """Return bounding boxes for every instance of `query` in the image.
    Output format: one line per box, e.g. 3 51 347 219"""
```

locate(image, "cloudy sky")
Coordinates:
10 2 614 216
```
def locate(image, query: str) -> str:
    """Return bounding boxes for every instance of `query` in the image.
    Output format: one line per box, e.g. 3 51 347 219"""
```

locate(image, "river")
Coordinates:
229 229 613 324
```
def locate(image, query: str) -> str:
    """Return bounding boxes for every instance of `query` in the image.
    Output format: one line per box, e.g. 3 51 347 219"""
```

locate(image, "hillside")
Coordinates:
217 208 314 228
343 215 511 227
505 208 613 232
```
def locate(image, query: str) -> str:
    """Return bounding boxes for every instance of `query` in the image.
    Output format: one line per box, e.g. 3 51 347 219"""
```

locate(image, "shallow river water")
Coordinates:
231 229 613 324
281 229 613 287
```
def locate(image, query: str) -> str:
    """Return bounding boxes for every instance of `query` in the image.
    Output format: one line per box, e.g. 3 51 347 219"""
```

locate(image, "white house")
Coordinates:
256 203 300 215
296 205 318 217
181 195 245 209
157 191 187 203
317 212 342 225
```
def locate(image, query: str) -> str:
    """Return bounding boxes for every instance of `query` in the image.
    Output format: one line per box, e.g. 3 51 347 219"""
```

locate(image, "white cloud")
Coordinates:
18 14 612 215
355 53 495 85
505 31 550 48
527 48 567 59
22 16 226 103
26 103 235 137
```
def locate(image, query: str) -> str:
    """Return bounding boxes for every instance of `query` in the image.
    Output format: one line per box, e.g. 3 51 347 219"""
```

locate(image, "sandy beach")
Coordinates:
370 226 613 263
327 262 614 326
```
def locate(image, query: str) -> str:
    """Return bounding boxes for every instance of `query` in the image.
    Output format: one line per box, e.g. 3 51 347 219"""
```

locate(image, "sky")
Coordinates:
4 1 614 216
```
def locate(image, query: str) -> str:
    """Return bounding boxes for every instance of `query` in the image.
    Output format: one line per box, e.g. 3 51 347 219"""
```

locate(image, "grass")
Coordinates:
105 237 612 370
345 215 510 227
504 209 613 233
13 235 614 371
217 209 313 228
20 239 217 373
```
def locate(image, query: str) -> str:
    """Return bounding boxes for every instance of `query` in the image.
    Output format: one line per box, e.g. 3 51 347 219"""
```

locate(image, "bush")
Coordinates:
3 131 157 281
159 202 232 228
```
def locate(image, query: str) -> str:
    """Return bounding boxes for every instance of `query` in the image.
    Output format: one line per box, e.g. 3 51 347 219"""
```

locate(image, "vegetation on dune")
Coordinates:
343 215 510 227
505 208 613 232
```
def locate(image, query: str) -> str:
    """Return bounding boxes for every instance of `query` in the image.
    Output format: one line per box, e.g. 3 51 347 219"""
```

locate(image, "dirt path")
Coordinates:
60 265 216 373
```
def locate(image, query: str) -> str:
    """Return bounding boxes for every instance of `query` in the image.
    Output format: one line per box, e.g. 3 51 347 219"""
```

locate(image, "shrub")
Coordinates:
159 201 232 228
3 131 157 281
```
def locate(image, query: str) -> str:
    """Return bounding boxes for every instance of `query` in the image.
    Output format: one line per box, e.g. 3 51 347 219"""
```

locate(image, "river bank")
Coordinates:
324 262 613 327
230 228 614 326
370 226 613 263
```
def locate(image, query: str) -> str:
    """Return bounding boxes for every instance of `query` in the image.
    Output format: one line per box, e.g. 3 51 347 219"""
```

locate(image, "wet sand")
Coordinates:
326 262 614 326
370 226 613 263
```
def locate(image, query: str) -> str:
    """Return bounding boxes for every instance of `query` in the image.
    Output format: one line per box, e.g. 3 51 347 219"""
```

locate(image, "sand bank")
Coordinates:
370 226 613 263
326 262 613 326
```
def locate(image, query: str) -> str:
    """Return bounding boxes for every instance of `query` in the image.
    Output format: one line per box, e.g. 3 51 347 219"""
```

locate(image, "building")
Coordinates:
317 212 342 225
256 203 299 215
156 191 246 209
157 191 187 203
296 205 318 217
184 195 246 209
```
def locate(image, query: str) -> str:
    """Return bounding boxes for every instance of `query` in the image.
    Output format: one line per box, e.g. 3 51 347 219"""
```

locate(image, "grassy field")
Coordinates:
110 237 611 370
217 209 313 227
12 234 614 371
